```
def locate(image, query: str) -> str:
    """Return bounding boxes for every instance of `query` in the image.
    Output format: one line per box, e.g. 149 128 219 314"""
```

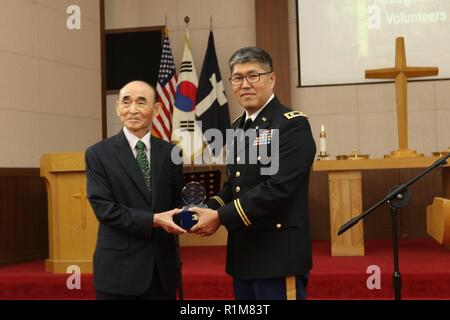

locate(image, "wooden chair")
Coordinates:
427 197 450 248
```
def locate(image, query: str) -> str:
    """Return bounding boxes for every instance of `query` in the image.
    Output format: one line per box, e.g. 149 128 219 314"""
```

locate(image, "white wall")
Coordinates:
288 0 450 158
105 0 256 137
0 0 102 167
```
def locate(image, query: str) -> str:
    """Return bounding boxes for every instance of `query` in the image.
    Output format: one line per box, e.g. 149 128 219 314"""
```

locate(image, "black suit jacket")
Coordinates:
85 131 183 296
207 96 316 279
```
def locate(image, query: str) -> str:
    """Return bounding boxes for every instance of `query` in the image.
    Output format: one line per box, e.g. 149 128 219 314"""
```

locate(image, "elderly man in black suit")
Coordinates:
86 80 186 300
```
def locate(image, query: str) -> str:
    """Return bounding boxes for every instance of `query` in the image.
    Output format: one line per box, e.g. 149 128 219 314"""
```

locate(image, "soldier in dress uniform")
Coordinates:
190 47 316 300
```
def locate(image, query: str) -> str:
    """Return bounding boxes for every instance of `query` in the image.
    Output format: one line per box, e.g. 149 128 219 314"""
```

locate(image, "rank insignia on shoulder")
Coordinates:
284 111 308 119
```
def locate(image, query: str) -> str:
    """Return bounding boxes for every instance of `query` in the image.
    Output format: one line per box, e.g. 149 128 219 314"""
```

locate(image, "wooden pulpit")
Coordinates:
40 152 98 273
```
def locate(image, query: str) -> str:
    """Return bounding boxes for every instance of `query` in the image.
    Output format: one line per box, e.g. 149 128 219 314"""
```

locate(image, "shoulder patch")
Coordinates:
284 111 308 120
232 115 243 124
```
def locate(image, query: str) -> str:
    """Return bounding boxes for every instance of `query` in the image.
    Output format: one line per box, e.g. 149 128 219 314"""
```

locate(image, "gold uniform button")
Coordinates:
257 156 261 161
236 156 241 163
276 223 282 229
236 171 241 177
236 186 241 193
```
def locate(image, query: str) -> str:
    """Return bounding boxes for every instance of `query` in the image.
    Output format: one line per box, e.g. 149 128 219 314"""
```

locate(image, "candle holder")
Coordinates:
431 149 449 157
336 150 370 160
317 151 331 160
318 125 329 160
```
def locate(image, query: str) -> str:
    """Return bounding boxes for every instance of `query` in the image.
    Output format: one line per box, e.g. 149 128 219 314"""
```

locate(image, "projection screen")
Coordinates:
296 0 450 86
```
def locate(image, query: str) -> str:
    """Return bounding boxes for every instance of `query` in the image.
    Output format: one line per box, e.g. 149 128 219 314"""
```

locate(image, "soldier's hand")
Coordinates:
189 207 221 237
153 208 187 235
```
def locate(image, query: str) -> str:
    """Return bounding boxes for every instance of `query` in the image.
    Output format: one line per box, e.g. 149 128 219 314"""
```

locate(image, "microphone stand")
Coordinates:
338 153 450 300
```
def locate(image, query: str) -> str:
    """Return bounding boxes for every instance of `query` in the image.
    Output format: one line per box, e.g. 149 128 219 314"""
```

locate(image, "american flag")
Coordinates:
152 31 177 142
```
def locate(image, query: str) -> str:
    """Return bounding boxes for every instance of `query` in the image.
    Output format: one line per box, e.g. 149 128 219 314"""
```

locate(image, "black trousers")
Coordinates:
233 273 309 300
95 268 175 300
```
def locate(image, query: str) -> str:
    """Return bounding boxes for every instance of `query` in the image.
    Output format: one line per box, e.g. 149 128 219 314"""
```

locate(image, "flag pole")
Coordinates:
164 14 168 34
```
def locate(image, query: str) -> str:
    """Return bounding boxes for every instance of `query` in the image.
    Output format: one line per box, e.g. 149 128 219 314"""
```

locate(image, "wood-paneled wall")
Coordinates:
255 0 291 106
0 169 48 265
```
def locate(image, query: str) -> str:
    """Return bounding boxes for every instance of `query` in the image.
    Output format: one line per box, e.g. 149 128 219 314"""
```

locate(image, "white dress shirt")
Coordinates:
244 93 275 122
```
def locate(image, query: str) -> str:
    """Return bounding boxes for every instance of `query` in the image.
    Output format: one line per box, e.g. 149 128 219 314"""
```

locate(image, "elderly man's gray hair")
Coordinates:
228 47 273 72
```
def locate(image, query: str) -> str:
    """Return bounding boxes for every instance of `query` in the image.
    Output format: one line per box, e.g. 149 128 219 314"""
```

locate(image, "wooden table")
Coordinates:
313 157 449 256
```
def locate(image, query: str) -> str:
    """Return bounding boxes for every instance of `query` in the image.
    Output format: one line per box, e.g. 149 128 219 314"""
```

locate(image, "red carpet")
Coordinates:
0 238 449 300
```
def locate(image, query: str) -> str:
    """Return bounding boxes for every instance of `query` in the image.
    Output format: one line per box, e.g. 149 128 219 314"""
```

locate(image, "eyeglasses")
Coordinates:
229 71 272 86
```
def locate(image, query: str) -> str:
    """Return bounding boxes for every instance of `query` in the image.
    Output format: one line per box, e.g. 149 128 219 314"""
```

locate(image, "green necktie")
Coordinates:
135 140 151 191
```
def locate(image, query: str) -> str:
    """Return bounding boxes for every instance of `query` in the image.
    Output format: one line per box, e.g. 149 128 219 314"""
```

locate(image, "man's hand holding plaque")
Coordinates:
189 206 221 237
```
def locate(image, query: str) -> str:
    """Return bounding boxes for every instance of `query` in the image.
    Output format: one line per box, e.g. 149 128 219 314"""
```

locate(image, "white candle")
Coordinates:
320 125 327 155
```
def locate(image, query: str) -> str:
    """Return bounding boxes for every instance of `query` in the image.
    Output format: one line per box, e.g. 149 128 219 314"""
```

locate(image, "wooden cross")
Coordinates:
365 37 438 158
73 190 88 229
